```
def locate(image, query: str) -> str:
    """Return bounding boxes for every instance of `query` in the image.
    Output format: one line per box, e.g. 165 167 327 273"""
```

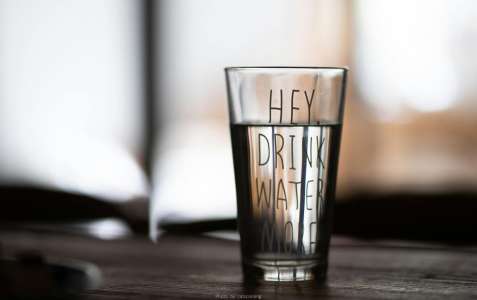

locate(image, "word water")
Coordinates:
231 123 341 263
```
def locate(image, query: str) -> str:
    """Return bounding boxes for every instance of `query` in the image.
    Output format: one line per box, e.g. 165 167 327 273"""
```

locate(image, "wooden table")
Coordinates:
1 230 477 299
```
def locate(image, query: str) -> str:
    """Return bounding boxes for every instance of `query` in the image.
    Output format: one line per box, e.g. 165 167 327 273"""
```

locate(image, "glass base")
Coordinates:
242 259 327 282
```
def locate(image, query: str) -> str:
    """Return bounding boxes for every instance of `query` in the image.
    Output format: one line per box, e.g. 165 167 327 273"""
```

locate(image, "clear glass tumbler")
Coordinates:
225 67 348 282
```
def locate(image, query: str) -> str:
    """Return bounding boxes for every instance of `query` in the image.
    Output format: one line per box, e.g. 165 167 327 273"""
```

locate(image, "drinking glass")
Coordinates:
225 66 348 282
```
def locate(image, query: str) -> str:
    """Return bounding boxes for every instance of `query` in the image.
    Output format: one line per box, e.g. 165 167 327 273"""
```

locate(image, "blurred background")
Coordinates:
1 0 477 242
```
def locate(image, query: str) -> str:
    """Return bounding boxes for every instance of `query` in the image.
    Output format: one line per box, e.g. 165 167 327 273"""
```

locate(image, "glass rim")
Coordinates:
225 66 348 72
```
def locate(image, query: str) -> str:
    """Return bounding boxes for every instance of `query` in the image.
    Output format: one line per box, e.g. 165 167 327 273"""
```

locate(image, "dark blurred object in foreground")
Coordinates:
0 250 101 299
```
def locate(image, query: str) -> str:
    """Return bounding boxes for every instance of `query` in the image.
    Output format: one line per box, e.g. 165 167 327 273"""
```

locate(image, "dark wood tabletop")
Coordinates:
1 229 477 299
